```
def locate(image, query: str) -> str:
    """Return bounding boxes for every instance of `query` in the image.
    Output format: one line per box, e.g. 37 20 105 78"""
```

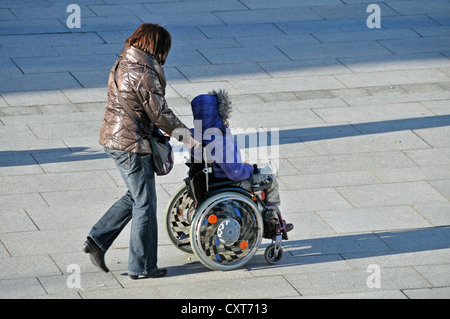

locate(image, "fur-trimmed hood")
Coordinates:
190 90 232 133
210 89 232 125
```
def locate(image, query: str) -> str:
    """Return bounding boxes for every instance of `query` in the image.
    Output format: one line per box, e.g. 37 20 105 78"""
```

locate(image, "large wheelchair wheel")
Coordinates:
164 184 195 253
190 192 263 271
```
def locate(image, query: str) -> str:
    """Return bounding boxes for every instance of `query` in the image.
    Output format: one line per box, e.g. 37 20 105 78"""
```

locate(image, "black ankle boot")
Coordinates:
83 237 109 273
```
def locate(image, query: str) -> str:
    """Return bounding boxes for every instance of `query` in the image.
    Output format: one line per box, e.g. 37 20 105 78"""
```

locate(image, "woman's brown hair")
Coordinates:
125 23 172 65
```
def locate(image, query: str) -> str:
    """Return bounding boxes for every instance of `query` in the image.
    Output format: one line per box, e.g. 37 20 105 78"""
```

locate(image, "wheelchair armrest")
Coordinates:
250 174 273 191
209 180 237 189
251 182 271 192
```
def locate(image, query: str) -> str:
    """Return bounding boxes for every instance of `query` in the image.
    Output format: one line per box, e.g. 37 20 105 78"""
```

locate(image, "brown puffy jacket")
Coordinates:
99 45 190 154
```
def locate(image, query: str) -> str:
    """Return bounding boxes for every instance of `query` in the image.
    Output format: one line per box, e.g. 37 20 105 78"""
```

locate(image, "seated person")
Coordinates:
190 90 293 236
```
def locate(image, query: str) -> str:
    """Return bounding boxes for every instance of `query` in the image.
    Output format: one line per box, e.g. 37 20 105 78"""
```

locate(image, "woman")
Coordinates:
83 23 197 280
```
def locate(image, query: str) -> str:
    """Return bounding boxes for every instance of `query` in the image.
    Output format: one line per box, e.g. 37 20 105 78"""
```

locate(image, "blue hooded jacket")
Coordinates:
190 91 253 182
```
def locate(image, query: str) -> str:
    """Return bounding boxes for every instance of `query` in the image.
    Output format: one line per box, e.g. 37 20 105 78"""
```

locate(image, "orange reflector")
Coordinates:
176 208 183 216
240 240 248 250
208 214 218 224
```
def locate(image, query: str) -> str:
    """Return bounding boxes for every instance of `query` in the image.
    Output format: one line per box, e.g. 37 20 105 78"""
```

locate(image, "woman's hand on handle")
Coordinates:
184 136 200 149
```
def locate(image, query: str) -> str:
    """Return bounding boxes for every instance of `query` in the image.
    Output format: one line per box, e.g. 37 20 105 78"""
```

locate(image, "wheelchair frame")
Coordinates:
164 149 287 270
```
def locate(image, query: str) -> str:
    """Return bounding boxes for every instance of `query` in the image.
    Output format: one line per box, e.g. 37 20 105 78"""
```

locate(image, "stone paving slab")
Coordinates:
342 248 450 270
10 4 97 20
339 52 450 73
336 182 448 207
199 23 286 40
0 33 106 49
279 41 392 60
228 76 346 94
0 19 68 35
289 151 418 174
143 0 248 13
0 73 81 93
13 55 117 74
240 0 343 9
199 45 290 64
0 0 449 300
386 0 450 16
380 36 450 55
310 2 399 20
215 7 323 25
285 267 432 296
314 102 436 122
318 206 432 233
335 69 449 88
303 130 431 155
177 63 271 83
153 276 299 299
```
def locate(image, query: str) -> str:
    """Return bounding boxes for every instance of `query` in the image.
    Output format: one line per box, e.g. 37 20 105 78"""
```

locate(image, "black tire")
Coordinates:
190 192 263 271
264 244 284 265
164 184 195 253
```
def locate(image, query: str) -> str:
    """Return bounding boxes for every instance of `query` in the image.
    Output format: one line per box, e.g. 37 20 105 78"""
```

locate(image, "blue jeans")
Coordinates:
88 148 158 275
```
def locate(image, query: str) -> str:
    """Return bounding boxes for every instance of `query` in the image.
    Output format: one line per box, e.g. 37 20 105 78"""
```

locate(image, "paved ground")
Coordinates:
0 0 449 299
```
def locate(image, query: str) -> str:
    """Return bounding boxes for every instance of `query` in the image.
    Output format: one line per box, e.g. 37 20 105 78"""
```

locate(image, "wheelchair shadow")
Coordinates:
244 226 450 270
121 226 449 278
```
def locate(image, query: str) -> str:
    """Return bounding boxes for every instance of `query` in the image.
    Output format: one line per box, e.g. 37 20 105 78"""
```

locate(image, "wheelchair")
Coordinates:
164 150 289 271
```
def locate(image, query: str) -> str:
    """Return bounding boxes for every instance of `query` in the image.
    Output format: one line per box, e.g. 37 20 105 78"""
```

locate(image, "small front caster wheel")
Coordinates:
264 244 284 265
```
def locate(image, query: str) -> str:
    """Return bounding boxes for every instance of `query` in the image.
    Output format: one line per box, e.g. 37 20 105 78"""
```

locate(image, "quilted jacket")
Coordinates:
99 45 190 154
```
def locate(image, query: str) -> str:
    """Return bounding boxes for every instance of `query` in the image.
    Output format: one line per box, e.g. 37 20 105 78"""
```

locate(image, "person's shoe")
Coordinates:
83 237 109 273
129 268 167 280
284 221 294 232
275 220 294 232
